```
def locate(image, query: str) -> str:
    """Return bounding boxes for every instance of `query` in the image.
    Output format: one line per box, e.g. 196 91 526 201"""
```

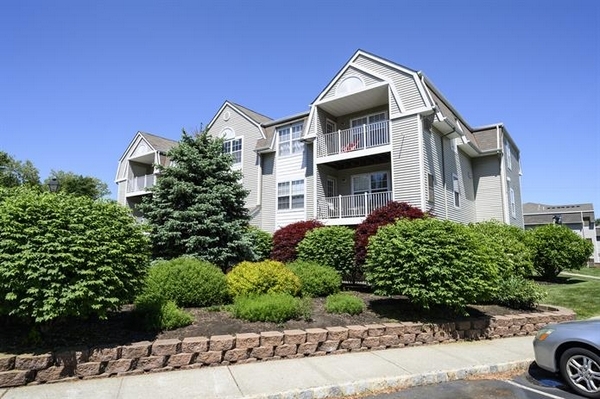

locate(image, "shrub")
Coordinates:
526 224 594 280
325 293 364 315
354 202 426 268
133 295 193 331
271 220 324 263
232 293 309 323
0 189 150 323
287 261 341 297
296 226 355 280
227 260 301 298
245 226 273 261
141 256 229 307
469 220 534 278
365 218 498 313
492 276 546 310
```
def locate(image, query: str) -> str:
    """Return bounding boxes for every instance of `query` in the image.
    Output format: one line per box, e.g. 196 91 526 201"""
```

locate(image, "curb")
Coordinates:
244 359 533 399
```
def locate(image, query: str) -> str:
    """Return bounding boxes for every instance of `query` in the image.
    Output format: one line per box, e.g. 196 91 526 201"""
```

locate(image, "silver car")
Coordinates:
533 319 600 398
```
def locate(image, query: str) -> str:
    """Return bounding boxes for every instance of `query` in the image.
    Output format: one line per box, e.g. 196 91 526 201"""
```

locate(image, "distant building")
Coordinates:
523 202 599 264
116 50 524 233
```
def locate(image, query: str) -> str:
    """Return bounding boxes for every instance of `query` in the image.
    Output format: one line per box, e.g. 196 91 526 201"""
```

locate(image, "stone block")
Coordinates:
197 351 222 365
362 336 380 348
209 335 234 351
250 346 274 359
76 362 103 377
168 353 195 368
120 341 151 359
346 325 368 339
56 347 89 367
15 353 53 371
35 366 69 382
224 349 249 363
365 324 385 337
465 329 483 340
283 329 306 345
275 344 298 357
383 322 404 335
182 337 209 353
416 332 434 344
326 326 348 341
0 355 15 371
340 338 362 350
136 356 166 371
472 319 488 330
522 323 535 333
401 322 424 334
456 320 471 331
298 342 318 355
0 370 32 388
260 331 284 347
318 340 340 353
152 339 181 356
380 334 400 347
305 328 327 343
400 333 416 344
89 345 119 362
105 359 133 375
235 333 260 349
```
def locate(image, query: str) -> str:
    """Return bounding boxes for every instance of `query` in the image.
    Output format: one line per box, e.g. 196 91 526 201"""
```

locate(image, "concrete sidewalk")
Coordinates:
0 336 535 399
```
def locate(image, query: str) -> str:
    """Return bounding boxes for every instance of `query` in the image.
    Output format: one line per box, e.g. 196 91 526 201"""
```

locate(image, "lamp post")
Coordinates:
48 178 60 193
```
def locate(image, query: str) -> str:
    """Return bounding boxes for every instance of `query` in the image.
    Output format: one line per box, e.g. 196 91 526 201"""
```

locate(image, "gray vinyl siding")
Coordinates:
260 153 276 233
389 87 401 115
391 115 421 207
353 55 425 111
323 67 383 99
207 104 263 210
442 139 476 224
422 124 445 215
504 140 524 228
473 156 504 222
305 143 315 219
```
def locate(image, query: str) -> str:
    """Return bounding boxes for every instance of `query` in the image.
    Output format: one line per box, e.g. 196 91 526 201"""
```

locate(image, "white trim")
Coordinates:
418 116 426 210
347 62 407 113
452 173 460 209
206 102 266 139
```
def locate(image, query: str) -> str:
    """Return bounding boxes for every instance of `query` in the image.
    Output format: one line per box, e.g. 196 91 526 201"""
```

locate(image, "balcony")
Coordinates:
317 191 393 220
126 174 155 194
317 120 390 158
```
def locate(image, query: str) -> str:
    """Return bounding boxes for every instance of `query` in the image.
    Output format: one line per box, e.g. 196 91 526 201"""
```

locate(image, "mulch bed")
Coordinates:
0 290 540 354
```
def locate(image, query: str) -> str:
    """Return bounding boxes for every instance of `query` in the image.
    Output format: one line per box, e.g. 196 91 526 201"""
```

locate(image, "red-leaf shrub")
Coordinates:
354 202 426 267
271 220 324 263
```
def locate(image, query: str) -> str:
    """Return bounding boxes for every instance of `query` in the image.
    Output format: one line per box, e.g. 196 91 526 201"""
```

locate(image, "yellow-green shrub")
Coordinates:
227 260 301 298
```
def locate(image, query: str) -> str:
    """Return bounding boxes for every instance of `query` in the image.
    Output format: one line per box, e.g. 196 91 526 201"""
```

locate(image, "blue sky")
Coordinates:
2 0 599 213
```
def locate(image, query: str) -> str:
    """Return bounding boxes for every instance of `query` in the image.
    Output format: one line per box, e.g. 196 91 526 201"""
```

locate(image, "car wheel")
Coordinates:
559 347 600 398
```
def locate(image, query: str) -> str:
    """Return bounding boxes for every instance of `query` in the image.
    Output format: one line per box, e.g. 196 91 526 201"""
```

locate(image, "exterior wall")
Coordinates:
260 153 276 233
275 135 307 229
503 138 524 228
207 104 264 209
472 156 504 222
353 55 425 111
323 66 383 100
422 123 445 216
390 115 422 208
442 139 477 224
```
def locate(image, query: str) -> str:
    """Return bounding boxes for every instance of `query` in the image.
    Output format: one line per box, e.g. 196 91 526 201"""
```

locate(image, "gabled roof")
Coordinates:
138 131 178 153
523 202 594 214
256 111 309 153
229 102 272 125
206 100 273 134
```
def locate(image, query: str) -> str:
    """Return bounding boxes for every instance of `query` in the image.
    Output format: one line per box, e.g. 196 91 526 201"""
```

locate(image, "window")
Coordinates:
326 119 336 134
427 173 435 203
452 174 460 208
278 123 304 156
510 187 516 217
351 172 389 194
505 141 512 170
223 138 242 164
326 177 337 197
277 179 304 210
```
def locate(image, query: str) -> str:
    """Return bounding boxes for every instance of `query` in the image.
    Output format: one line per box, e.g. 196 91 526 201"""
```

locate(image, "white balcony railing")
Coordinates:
126 174 155 193
317 191 393 219
318 120 390 158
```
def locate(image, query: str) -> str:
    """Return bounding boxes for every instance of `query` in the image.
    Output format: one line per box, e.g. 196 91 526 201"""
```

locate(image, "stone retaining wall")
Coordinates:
0 306 575 388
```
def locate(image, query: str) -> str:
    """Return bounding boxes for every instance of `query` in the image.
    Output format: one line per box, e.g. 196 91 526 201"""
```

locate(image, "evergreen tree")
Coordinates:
139 130 251 270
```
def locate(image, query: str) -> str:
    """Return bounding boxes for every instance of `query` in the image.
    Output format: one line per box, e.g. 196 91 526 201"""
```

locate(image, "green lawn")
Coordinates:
541 275 600 319
562 267 600 278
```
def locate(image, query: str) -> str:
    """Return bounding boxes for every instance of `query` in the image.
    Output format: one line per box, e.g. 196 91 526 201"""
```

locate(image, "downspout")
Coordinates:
441 133 448 219
256 153 262 207
498 125 509 224
418 116 426 211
